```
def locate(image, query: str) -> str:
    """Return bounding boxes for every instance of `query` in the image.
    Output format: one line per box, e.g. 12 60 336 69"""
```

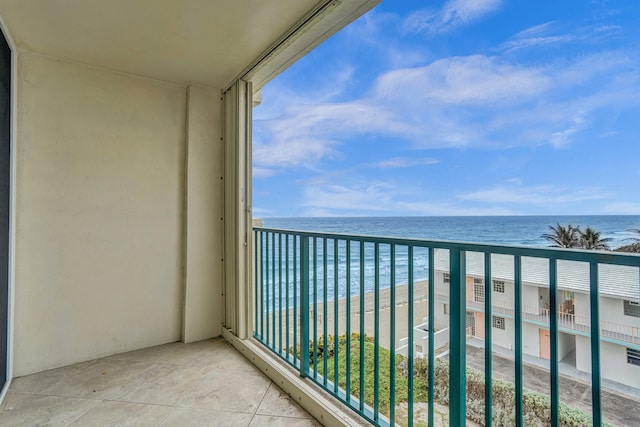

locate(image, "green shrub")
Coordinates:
297 335 613 426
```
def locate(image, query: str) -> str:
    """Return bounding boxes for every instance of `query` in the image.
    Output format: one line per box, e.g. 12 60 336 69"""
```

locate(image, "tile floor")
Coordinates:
0 338 321 426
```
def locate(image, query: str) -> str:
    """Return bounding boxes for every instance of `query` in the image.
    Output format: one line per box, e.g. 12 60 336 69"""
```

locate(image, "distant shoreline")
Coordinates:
260 215 640 249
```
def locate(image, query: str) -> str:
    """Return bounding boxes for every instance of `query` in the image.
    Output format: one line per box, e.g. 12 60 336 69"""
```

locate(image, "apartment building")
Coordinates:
433 250 640 389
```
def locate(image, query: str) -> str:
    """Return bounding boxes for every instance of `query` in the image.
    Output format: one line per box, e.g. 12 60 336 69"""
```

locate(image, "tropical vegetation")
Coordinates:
617 228 640 252
296 334 612 426
542 223 620 251
579 227 612 250
542 224 582 248
616 242 640 253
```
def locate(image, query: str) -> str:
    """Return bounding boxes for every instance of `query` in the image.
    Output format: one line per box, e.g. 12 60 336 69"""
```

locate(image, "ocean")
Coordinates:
258 215 640 301
261 215 640 249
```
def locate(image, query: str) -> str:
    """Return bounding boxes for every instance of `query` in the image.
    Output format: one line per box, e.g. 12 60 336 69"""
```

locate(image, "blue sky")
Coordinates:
252 0 640 218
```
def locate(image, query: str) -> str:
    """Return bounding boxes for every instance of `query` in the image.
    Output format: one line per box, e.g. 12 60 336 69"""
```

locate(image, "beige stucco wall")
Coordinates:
14 53 192 376
182 86 224 342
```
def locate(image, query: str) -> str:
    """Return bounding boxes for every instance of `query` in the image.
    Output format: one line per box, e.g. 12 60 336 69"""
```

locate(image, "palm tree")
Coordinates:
579 227 611 250
542 223 581 248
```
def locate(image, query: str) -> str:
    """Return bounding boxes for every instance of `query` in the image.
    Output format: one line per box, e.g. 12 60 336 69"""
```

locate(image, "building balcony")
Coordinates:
463 297 640 347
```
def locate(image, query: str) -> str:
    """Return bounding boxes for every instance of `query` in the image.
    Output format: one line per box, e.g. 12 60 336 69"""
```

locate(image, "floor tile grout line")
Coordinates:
0 392 104 425
3 390 104 401
154 404 180 427
254 382 274 416
64 397 105 426
172 364 215 408
98 398 178 409
253 382 319 422
173 402 259 415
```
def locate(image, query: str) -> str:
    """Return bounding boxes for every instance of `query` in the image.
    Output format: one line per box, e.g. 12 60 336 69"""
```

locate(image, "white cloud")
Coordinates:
375 157 439 168
252 167 278 178
252 207 276 218
500 21 623 53
404 0 502 35
302 183 395 214
515 21 558 39
459 183 607 205
396 201 514 216
300 179 515 217
501 21 574 52
602 202 640 215
254 46 640 175
373 55 550 105
253 135 339 168
549 114 588 148
502 35 575 53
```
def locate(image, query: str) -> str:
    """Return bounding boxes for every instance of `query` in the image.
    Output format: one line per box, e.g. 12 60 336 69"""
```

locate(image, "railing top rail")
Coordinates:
254 226 640 267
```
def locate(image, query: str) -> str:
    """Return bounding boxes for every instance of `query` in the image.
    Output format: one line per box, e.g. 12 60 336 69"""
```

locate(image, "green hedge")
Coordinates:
296 334 612 426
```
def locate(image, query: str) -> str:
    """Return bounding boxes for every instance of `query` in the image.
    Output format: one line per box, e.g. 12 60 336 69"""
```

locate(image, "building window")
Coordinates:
627 348 640 366
473 277 483 284
493 280 505 293
444 304 449 315
443 273 450 283
492 315 505 330
473 283 484 303
624 300 640 318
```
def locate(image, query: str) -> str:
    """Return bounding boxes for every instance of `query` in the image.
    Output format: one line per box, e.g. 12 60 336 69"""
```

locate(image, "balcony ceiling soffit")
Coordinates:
0 0 322 87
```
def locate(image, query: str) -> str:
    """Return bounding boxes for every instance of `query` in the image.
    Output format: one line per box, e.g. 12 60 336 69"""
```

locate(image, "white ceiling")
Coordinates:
0 0 328 88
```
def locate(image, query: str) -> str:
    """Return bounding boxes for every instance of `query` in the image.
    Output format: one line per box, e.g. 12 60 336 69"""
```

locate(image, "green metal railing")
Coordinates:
253 227 640 427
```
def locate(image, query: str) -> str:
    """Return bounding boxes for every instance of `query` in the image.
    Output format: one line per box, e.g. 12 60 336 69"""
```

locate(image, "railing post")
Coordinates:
449 248 466 427
514 255 523 427
300 235 310 378
407 245 414 427
484 252 492 427
590 262 602 427
549 258 559 427
428 248 436 427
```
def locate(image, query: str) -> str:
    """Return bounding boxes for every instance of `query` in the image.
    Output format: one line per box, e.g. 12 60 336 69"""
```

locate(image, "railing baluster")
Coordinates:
313 238 318 379
408 245 414 427
359 240 365 413
293 235 298 366
590 262 602 426
514 255 523 427
428 247 435 427
254 230 259 338
389 244 396 426
484 252 493 427
300 235 310 378
323 237 328 386
346 239 352 401
549 258 559 427
285 234 290 360
272 232 276 348
334 239 339 393
449 248 467 427
265 232 270 346
374 242 380 421
279 233 283 354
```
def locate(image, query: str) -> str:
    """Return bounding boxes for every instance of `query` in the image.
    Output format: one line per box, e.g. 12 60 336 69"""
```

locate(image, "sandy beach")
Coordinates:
258 280 436 351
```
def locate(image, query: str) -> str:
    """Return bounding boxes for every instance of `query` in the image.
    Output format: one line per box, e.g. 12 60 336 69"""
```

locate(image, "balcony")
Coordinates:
253 227 640 426
0 338 320 426
462 295 640 347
